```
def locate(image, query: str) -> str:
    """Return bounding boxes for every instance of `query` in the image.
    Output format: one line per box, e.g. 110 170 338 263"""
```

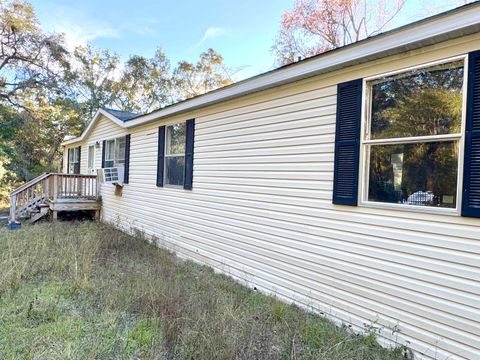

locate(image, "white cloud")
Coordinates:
40 6 120 50
195 26 226 47
135 26 156 36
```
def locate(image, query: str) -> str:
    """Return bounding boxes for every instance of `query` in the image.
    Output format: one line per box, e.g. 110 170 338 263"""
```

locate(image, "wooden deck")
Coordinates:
9 173 100 223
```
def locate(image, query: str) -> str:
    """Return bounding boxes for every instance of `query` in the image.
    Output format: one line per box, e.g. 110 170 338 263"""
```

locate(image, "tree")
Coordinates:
0 90 82 182
113 48 172 113
0 0 68 108
172 48 233 101
67 43 120 123
272 0 405 66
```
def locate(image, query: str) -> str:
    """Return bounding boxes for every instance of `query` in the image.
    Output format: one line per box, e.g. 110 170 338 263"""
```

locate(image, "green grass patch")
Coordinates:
0 222 405 359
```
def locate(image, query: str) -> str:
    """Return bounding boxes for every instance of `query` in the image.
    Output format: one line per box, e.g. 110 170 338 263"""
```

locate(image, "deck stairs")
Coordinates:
8 173 100 226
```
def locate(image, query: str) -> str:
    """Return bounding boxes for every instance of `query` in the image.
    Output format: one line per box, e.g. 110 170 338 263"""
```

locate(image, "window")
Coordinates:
68 147 80 174
362 58 466 210
105 137 126 168
87 145 95 171
164 122 186 186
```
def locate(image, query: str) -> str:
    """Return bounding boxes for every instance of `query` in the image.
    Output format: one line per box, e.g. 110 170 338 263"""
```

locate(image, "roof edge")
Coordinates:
61 109 127 146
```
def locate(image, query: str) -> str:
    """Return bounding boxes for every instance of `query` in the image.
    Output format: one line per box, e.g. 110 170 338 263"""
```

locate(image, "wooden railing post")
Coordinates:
44 176 50 200
53 174 58 201
78 175 83 197
9 194 17 223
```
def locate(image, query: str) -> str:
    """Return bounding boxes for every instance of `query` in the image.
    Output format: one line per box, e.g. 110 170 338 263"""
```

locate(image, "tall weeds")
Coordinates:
0 222 404 359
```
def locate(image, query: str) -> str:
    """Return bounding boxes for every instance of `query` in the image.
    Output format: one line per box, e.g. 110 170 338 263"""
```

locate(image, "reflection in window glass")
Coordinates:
88 145 94 169
104 137 126 168
165 156 185 186
69 147 80 174
165 122 186 186
368 141 458 208
370 60 464 139
115 137 126 165
166 123 186 155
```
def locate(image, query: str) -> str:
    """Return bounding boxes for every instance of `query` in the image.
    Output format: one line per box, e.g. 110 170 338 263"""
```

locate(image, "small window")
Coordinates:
105 137 125 168
68 147 80 174
165 122 186 186
363 59 465 210
87 145 95 170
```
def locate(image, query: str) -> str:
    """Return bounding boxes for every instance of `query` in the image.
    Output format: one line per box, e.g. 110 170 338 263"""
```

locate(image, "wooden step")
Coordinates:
29 206 49 224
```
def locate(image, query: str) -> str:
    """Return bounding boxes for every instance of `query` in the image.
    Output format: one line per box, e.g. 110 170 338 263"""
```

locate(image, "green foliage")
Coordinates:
172 48 234 100
0 222 405 359
0 1 234 188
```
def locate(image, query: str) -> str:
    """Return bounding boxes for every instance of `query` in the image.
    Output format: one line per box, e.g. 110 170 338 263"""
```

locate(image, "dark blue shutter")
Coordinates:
67 148 71 174
124 134 131 184
184 119 195 190
75 146 81 174
333 79 362 206
157 126 166 187
101 140 106 168
462 50 480 218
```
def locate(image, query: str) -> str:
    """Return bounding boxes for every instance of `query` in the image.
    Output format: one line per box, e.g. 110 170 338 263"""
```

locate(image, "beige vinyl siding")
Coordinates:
67 33 480 360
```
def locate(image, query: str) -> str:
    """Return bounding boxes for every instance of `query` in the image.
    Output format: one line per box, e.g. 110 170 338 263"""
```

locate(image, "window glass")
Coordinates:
106 140 115 160
104 137 127 168
165 122 186 186
370 60 464 139
68 147 80 174
165 156 185 186
365 59 464 210
115 137 126 166
105 140 115 168
166 123 186 155
368 141 458 208
88 145 94 169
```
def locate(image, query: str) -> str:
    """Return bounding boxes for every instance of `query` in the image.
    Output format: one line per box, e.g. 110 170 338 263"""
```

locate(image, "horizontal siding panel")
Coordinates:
194 144 335 158
197 87 336 127
195 133 334 152
196 112 335 141
194 177 332 191
194 153 334 164
197 124 335 148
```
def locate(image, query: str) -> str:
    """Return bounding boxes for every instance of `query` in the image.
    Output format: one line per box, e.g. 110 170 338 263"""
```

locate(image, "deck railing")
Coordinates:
9 173 98 223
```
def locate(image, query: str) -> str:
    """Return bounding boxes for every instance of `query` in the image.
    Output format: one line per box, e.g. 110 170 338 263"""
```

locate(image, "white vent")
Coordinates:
99 167 124 185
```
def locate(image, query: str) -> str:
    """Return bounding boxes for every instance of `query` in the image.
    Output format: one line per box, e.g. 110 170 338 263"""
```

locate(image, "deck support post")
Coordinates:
51 210 58 221
9 194 17 223
94 209 100 221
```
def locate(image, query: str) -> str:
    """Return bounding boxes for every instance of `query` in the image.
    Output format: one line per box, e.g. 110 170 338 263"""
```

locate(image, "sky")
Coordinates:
30 0 467 81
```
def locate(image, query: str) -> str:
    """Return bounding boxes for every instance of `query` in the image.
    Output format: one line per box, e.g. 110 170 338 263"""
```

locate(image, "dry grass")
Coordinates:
0 221 405 359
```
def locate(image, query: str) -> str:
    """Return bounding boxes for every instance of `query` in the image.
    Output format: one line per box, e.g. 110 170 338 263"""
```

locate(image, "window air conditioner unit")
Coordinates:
98 167 124 185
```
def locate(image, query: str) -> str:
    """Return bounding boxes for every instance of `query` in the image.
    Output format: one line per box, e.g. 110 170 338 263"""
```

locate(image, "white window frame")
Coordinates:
358 55 468 216
164 122 186 187
87 145 95 173
104 137 125 168
68 147 80 174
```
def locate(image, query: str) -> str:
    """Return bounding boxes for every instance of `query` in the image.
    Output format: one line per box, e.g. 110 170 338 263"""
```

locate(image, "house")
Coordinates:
13 3 480 359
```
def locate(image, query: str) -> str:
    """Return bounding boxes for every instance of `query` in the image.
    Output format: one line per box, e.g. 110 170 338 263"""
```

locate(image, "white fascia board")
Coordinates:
125 3 480 128
61 109 127 146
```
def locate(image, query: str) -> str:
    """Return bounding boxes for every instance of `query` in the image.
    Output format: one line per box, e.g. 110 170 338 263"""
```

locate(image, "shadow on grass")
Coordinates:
0 222 406 359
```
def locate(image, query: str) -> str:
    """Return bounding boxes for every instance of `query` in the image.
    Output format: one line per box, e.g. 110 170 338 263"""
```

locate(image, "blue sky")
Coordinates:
31 0 466 80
